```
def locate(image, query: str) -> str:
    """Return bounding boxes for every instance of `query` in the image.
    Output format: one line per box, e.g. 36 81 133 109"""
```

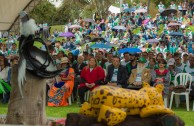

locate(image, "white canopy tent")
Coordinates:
108 5 121 14
0 0 41 33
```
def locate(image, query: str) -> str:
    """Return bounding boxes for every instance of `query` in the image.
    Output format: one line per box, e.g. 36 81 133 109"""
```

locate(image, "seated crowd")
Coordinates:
1 44 194 107
44 48 194 106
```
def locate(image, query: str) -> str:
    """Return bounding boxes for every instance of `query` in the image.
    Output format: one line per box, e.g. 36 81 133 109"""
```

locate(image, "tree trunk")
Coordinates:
147 0 151 14
6 65 47 125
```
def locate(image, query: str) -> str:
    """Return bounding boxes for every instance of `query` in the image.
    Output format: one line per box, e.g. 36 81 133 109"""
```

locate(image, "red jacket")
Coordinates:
79 66 105 90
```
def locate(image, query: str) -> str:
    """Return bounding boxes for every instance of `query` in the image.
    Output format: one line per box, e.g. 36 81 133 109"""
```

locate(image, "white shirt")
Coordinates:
121 60 130 66
111 68 118 82
170 4 176 9
176 63 185 72
0 67 10 82
158 4 165 12
178 5 182 10
184 66 194 81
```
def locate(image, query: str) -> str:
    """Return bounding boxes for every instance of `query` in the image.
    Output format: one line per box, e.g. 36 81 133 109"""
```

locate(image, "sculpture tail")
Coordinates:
18 55 26 98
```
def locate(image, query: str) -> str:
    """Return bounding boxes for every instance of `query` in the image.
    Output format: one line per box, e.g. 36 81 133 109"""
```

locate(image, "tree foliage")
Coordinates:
29 1 56 25
30 0 173 25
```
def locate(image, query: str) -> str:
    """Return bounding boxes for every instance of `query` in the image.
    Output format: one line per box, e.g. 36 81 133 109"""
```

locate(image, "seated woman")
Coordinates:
0 55 11 104
48 57 74 106
78 57 105 104
152 59 170 97
128 57 151 89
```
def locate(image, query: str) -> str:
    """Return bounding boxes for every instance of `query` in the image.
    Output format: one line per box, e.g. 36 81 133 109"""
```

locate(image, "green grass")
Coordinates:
50 25 65 34
0 102 194 125
46 104 80 118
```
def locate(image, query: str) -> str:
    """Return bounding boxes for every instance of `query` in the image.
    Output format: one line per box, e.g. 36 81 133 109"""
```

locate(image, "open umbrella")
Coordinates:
124 8 135 12
91 37 106 42
69 24 82 29
147 39 159 43
160 9 177 16
135 9 147 13
113 26 126 30
118 48 142 54
167 23 181 27
169 32 184 36
83 18 95 23
90 43 111 49
142 19 150 25
59 32 74 37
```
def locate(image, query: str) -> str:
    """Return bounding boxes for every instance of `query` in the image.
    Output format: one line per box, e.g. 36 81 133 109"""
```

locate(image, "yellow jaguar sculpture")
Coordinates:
80 83 174 126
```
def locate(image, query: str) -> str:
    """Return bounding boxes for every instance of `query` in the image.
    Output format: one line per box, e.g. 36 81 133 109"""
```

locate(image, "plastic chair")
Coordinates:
84 90 91 101
164 97 168 108
169 73 192 111
76 86 91 104
68 94 74 105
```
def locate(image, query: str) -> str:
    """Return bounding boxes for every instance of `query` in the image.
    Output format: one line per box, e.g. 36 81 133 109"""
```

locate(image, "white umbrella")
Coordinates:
113 26 126 30
69 24 82 29
108 5 121 14
135 9 147 13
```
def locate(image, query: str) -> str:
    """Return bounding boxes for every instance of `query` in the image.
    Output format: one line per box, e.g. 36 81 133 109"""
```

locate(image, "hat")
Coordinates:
138 57 147 63
60 57 69 64
167 58 175 66
19 11 27 18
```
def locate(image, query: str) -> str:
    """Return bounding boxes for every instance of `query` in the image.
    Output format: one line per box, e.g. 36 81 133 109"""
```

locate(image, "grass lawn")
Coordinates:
0 102 194 126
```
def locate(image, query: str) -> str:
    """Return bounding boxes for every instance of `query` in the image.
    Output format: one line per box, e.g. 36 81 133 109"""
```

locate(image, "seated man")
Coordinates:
128 57 151 88
167 58 181 84
105 56 128 88
72 55 87 99
183 55 194 99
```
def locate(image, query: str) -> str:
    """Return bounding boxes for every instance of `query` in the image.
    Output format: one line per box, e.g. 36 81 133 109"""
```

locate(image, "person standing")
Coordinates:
158 1 165 13
170 2 177 9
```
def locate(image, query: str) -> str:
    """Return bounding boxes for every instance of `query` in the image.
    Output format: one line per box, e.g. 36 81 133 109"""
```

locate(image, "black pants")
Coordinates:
78 86 90 104
73 77 81 100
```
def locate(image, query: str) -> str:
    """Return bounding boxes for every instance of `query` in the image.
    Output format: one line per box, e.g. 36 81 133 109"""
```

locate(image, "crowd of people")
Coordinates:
1 1 194 107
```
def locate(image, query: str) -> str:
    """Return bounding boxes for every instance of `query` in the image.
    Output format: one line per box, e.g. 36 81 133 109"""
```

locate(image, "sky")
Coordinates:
48 0 63 8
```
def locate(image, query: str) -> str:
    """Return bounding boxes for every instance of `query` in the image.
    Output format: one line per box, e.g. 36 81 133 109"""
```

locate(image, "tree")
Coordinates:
29 1 56 25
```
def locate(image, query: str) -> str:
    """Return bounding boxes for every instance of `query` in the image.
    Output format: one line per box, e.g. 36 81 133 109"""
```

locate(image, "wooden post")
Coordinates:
6 65 47 125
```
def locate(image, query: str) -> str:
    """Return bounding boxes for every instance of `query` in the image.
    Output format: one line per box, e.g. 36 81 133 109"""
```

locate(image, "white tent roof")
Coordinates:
0 0 41 32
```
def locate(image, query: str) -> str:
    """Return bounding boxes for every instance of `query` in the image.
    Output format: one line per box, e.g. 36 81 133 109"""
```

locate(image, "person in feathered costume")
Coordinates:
18 11 62 98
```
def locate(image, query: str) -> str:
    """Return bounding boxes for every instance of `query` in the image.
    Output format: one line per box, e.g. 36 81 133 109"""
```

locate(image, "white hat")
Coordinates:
60 57 69 64
19 11 27 18
167 58 175 66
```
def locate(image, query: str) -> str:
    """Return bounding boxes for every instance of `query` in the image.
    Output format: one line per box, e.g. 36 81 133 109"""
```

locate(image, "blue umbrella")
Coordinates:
118 48 142 54
90 43 111 49
59 32 74 37
169 32 184 36
71 49 80 56
113 26 126 30
124 8 135 12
